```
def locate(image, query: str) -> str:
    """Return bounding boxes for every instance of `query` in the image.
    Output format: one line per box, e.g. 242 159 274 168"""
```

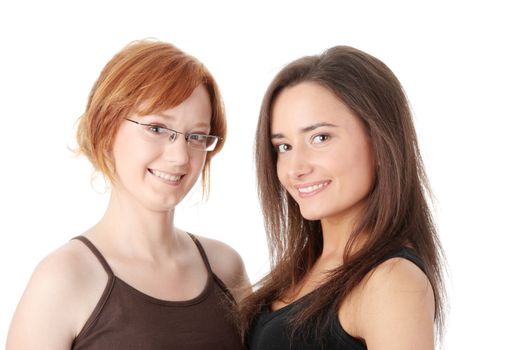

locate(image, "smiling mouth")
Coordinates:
297 181 331 195
149 169 184 183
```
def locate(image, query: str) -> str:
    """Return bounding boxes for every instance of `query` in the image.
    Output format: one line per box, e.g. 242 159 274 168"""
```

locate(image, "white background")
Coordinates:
1 1 524 348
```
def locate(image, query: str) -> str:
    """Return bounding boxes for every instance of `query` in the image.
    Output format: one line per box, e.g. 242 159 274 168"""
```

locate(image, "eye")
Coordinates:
311 134 330 144
274 143 291 153
146 124 168 135
188 133 208 144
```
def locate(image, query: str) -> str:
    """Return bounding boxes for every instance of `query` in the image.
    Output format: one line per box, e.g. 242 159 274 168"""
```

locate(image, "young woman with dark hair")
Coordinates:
242 46 445 349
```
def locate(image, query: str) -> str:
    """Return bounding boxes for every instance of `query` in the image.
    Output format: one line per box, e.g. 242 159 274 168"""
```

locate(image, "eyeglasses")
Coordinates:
125 118 221 152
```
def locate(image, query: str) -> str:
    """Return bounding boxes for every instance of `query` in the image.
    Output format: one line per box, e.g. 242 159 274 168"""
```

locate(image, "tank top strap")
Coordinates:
187 232 213 274
390 247 426 273
72 236 114 276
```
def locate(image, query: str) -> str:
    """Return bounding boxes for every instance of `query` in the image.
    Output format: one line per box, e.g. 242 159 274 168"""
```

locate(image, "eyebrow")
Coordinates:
271 122 337 139
146 114 211 129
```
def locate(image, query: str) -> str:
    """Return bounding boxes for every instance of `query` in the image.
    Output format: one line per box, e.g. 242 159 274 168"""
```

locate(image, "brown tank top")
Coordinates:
71 234 244 350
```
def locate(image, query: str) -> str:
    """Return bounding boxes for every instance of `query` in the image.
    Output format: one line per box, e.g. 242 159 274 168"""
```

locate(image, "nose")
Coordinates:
163 135 190 166
283 147 313 180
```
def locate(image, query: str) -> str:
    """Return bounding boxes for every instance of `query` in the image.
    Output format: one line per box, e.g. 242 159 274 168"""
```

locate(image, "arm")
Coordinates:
6 253 78 349
341 258 436 350
6 241 105 350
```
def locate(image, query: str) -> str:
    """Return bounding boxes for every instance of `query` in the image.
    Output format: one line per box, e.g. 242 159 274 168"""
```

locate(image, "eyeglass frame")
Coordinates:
124 118 222 152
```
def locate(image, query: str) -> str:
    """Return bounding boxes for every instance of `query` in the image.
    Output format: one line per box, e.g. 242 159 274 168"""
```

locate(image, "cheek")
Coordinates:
349 149 375 193
275 158 288 187
190 154 207 174
112 139 156 176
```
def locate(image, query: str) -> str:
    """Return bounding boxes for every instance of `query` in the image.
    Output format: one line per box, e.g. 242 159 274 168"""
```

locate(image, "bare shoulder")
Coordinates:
33 239 107 297
341 257 435 350
366 257 433 297
38 239 102 282
193 234 251 301
6 239 108 349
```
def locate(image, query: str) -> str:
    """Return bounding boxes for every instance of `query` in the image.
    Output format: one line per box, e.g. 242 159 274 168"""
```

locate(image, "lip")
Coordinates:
148 168 185 186
294 180 331 198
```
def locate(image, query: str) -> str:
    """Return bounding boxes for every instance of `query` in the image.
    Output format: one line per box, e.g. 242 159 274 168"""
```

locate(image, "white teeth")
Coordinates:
298 182 329 193
151 170 182 182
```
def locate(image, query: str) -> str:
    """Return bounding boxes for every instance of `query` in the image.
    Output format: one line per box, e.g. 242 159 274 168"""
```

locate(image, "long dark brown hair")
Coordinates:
240 46 446 342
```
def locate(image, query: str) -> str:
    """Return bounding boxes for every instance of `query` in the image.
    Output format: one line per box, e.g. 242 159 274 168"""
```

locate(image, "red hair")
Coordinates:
76 39 226 193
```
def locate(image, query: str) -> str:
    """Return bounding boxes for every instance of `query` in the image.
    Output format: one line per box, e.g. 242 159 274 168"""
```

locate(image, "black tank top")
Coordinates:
247 248 425 350
72 234 244 350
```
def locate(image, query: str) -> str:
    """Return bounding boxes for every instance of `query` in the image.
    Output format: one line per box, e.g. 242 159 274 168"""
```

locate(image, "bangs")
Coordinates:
134 66 206 117
112 46 207 116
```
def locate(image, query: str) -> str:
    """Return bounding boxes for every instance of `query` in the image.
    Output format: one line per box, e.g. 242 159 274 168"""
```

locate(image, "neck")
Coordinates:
91 189 182 261
319 204 366 260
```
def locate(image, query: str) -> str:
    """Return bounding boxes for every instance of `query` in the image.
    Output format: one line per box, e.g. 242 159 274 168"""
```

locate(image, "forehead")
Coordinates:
139 84 212 126
270 82 358 132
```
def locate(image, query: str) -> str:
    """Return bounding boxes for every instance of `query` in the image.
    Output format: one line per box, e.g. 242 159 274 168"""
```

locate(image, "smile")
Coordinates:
296 181 331 196
149 169 183 183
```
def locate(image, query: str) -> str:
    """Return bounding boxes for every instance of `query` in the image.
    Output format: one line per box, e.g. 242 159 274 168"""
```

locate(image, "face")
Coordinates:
271 82 375 224
110 84 212 212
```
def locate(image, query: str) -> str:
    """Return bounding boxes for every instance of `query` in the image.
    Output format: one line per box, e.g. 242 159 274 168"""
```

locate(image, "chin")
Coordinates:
143 195 184 212
143 202 175 213
299 207 325 221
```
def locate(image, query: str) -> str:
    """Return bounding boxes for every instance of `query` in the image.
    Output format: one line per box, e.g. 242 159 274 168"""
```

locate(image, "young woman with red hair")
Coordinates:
7 40 249 350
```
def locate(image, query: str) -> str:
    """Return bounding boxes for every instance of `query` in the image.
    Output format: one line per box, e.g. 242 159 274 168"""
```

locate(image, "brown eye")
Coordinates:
275 144 291 153
311 134 330 144
146 125 168 135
